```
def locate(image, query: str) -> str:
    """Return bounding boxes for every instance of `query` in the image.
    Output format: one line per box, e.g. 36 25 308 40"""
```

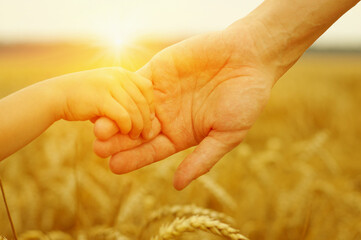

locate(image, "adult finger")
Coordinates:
109 134 176 174
93 134 144 158
173 130 247 190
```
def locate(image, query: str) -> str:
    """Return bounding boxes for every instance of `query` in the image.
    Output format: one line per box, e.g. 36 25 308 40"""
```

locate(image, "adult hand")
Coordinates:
93 24 275 190
94 0 361 190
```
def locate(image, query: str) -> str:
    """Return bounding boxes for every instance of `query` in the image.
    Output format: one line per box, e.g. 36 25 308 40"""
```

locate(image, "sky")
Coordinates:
1 0 361 48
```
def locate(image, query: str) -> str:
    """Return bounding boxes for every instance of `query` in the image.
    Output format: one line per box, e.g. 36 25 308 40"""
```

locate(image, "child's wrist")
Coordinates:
38 78 67 122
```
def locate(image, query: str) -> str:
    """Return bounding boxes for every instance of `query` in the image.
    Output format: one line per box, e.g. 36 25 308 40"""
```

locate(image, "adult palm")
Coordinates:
93 25 274 190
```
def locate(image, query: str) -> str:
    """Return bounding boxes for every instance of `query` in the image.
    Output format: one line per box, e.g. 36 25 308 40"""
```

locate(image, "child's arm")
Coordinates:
0 67 154 161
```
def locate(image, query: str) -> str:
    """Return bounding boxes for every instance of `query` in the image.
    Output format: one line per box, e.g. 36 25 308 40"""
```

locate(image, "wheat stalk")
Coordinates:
0 178 17 240
198 175 237 210
115 187 147 225
151 215 248 240
299 131 328 160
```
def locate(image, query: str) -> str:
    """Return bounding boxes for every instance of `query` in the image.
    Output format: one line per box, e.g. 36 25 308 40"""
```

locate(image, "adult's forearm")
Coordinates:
229 0 360 78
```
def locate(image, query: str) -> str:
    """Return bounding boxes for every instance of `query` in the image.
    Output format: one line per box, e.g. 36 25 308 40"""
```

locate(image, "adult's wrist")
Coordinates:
227 0 361 80
225 12 301 81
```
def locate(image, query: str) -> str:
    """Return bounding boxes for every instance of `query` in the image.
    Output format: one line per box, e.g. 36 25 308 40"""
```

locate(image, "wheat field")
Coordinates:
0 41 361 240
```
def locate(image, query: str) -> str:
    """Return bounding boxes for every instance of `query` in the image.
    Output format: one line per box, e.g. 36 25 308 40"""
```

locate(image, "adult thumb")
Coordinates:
173 130 247 190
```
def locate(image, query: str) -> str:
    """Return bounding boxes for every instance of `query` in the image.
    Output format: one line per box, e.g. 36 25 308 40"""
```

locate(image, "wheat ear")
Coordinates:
87 226 130 240
18 231 49 240
151 215 248 240
147 204 234 224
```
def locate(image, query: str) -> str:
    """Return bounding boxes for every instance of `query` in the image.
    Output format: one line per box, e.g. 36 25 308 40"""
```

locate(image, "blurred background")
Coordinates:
1 1 361 240
1 0 361 47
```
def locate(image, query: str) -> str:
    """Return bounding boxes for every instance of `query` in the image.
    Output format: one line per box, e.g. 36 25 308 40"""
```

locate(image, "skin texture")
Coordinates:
94 0 360 190
0 67 154 161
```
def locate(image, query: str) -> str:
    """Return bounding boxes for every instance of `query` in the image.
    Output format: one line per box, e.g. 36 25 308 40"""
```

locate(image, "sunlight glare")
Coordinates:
89 15 156 69
103 30 130 53
93 19 140 66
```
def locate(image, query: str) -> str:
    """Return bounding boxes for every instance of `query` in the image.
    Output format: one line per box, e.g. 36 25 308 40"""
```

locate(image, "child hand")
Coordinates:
51 67 154 139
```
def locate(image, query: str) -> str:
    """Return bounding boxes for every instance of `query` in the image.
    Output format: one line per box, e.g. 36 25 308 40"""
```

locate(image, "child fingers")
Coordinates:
103 98 132 135
129 73 155 118
93 117 119 141
111 88 144 139
93 118 161 158
117 80 153 139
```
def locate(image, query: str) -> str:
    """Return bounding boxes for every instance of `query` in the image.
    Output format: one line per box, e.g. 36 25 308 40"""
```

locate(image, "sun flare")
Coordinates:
88 18 155 69
103 30 129 53
91 23 137 66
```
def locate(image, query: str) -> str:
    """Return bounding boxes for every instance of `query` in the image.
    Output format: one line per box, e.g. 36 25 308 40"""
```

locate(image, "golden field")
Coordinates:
0 41 361 240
